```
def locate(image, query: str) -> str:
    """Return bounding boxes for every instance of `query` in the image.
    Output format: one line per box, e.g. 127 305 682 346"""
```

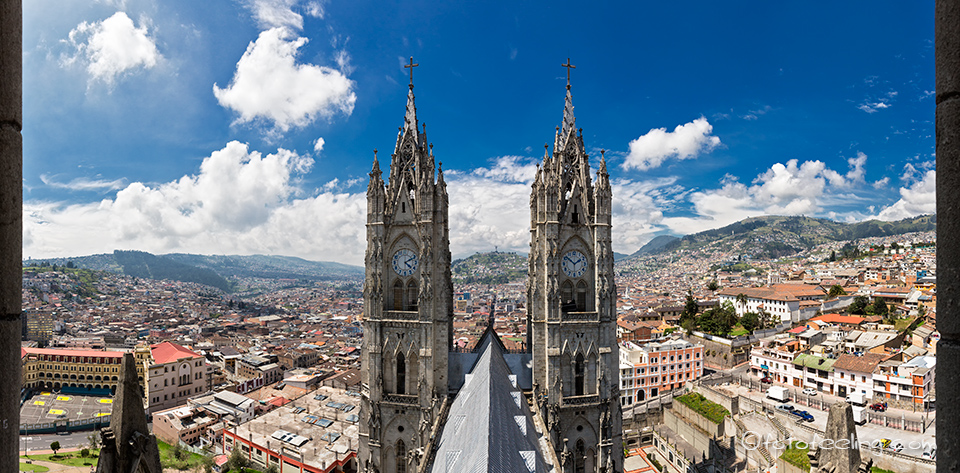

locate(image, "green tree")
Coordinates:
50 441 61 455
735 293 748 311
848 295 870 315
869 298 889 316
87 432 100 450
707 280 719 291
828 285 847 298
679 291 699 332
80 448 90 458
265 465 280 473
829 250 837 262
226 447 249 472
740 312 760 332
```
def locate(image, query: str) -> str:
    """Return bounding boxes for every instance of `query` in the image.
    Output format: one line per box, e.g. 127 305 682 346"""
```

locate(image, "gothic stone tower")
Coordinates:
360 61 452 473
529 62 623 473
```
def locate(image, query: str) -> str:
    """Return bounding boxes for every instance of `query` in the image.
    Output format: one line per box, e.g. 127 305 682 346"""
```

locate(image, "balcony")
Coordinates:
563 394 600 406
564 311 599 322
384 311 419 321
383 393 419 405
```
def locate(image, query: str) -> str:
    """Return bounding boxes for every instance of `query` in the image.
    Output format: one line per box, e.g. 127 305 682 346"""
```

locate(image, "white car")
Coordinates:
802 387 818 396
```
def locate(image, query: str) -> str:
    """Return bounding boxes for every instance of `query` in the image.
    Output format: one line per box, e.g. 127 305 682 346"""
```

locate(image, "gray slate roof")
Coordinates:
431 333 551 473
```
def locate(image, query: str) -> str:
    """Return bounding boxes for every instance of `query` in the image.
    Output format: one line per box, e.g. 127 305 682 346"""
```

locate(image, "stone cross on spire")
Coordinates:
562 58 575 90
404 56 419 89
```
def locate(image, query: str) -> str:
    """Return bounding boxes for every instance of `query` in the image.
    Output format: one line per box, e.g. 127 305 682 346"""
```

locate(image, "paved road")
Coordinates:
715 380 936 457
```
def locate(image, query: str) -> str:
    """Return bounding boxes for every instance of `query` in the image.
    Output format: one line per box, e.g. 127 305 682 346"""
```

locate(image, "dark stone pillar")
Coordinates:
0 0 20 471
938 1 960 472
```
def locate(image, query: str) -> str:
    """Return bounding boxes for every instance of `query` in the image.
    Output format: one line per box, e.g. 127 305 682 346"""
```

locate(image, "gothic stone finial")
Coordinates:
562 58 576 90
404 56 419 89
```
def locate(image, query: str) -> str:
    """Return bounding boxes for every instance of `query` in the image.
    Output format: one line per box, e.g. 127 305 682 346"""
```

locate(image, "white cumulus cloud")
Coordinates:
213 27 356 133
876 170 936 221
622 117 721 171
24 141 370 265
40 174 126 192
62 11 160 85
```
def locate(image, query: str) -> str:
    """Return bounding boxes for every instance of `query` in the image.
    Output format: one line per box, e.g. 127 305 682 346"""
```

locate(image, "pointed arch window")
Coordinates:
572 203 580 224
396 352 406 395
393 280 404 310
396 439 407 473
575 439 586 473
406 279 418 311
574 353 585 396
561 281 575 312
576 280 588 312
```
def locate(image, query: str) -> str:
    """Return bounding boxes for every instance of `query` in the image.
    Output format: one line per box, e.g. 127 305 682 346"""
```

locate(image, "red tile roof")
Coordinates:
150 341 202 364
22 347 124 359
810 313 865 325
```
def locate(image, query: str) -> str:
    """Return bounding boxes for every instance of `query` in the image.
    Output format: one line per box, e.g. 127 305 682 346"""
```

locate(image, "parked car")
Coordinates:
869 402 887 412
872 438 891 450
760 377 773 384
802 387 818 396
922 444 937 460
776 404 794 412
787 409 814 422
889 441 904 453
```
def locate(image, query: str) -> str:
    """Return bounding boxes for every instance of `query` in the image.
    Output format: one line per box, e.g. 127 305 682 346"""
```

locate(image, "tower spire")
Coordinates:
560 58 576 141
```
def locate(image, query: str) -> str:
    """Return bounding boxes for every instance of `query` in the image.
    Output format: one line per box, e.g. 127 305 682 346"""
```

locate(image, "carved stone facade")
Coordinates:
359 71 452 473
528 76 623 472
360 62 622 473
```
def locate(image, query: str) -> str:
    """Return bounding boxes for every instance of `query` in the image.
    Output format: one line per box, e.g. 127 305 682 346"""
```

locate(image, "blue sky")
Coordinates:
22 1 935 265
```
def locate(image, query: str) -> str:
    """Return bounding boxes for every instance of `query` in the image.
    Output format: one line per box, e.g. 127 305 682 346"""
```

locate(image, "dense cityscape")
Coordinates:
16 226 938 473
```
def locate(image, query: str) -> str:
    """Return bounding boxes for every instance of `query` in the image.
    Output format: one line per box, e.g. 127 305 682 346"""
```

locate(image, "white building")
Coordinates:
144 341 214 414
831 352 887 400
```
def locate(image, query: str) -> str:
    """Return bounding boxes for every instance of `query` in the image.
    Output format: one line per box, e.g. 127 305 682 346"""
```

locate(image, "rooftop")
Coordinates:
229 385 360 471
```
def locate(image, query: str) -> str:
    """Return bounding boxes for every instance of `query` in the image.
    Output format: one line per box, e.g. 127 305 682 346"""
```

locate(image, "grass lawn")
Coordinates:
675 392 730 424
871 468 897 473
19 462 50 472
780 441 810 470
157 440 206 470
729 325 749 337
21 450 99 467
895 318 915 332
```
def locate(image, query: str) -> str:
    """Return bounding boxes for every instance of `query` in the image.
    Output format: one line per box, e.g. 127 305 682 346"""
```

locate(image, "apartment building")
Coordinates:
619 338 704 407
873 355 936 407
832 352 887 399
749 337 800 384
237 355 283 386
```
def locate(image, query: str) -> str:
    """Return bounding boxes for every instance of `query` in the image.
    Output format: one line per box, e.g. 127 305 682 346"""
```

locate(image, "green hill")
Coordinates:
451 252 527 285
638 214 936 261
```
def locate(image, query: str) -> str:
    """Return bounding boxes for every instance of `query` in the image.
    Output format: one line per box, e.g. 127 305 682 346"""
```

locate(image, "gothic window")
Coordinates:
575 353 585 396
561 281 574 312
406 280 418 311
575 439 586 473
393 281 404 310
401 201 406 213
572 204 580 224
396 352 406 395
576 280 588 311
396 439 407 473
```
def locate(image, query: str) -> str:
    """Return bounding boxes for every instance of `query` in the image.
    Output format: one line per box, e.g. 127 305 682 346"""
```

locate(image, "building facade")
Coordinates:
144 341 213 414
359 70 453 473
619 338 704 407
527 71 623 472
21 347 123 394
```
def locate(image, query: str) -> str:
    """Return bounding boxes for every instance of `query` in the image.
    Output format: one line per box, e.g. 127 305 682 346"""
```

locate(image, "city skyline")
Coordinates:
23 1 934 265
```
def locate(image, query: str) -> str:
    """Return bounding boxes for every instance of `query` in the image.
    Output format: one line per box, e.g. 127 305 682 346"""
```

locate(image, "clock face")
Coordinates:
392 249 419 276
562 250 588 278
